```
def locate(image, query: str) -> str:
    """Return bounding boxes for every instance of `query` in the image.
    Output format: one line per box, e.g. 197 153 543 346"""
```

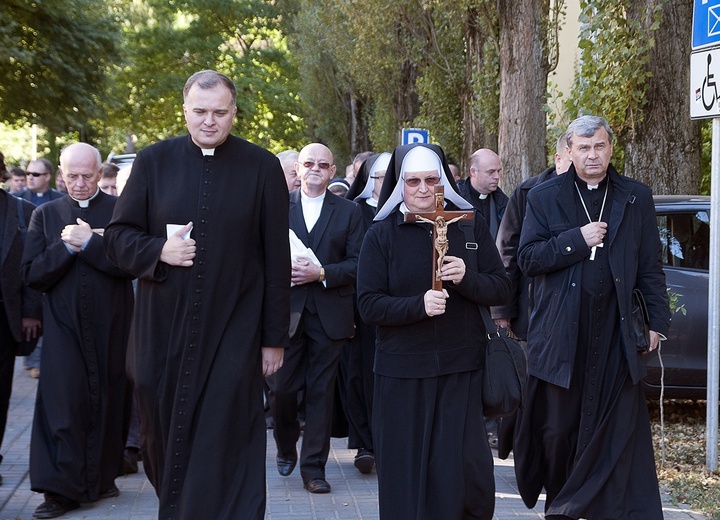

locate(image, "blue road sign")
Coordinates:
694 0 720 50
401 128 429 145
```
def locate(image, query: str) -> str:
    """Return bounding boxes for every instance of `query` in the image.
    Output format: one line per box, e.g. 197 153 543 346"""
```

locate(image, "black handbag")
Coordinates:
479 306 527 419
631 288 651 352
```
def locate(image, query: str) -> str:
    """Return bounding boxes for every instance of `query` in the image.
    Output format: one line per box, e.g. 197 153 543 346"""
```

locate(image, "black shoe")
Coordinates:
487 431 499 449
99 484 119 499
354 448 375 474
276 449 297 477
33 494 80 519
304 478 331 493
124 448 139 474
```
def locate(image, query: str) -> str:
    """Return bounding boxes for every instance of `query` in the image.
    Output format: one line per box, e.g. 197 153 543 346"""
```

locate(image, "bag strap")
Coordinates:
458 219 497 336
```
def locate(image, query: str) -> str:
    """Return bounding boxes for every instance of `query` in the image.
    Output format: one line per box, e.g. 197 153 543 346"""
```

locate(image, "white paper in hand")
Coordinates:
166 224 192 240
289 230 321 286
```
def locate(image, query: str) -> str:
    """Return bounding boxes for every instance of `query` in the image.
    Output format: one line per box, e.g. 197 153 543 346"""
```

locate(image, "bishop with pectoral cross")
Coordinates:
404 186 473 290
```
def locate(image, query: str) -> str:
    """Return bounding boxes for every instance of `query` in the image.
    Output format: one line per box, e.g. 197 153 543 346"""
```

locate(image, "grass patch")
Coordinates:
649 399 720 519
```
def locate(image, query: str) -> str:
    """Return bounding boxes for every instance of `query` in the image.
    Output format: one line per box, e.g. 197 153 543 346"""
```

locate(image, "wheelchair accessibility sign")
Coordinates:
691 47 720 119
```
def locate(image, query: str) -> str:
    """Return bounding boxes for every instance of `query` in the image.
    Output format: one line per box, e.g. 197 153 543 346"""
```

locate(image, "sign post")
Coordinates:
692 0 720 473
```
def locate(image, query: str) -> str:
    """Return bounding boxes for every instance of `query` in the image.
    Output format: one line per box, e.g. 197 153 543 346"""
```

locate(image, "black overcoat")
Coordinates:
518 164 671 388
491 165 558 338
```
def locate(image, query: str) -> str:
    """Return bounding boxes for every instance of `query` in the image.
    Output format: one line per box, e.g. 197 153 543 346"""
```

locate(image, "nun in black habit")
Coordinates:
342 152 390 472
356 143 510 519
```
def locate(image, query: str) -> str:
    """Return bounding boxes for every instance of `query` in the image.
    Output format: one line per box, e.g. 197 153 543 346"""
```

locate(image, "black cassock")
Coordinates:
105 135 290 520
22 192 134 502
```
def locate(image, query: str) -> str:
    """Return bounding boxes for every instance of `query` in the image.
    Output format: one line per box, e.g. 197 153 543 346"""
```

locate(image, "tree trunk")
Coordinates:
497 0 550 189
624 0 702 195
398 59 420 131
462 6 499 175
349 92 371 159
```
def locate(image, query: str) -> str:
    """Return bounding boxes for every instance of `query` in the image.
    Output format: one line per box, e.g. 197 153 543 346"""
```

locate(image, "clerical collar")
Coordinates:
202 148 215 156
478 193 488 200
70 188 100 208
575 172 608 191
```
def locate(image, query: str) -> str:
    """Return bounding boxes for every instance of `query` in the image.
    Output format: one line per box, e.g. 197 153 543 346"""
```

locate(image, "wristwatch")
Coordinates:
318 267 325 283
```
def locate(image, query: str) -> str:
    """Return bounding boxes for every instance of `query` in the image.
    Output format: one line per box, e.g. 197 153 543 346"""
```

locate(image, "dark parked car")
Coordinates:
643 195 711 399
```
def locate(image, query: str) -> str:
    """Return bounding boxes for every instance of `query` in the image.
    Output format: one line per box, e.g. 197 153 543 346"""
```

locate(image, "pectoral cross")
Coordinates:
404 186 474 290
590 242 604 261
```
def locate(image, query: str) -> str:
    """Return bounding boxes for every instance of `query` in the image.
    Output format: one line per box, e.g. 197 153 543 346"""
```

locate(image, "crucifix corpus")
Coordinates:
404 185 473 290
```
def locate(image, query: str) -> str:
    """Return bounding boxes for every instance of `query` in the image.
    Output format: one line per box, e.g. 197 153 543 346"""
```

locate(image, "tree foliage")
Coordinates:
563 0 662 158
0 0 120 135
0 0 702 196
103 0 307 154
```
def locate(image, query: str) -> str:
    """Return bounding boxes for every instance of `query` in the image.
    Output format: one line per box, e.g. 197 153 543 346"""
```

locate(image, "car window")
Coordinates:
657 211 710 270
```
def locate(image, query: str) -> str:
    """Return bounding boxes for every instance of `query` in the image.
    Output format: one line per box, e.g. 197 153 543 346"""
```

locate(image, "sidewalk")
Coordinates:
0 358 706 519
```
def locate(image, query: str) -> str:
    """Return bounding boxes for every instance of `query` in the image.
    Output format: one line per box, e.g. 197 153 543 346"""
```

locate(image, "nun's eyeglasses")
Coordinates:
403 176 441 188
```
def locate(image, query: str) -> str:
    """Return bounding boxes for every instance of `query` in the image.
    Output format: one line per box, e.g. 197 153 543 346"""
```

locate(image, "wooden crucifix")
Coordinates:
404 185 474 290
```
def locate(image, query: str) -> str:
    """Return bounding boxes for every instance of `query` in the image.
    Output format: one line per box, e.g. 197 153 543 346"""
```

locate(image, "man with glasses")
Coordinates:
268 142 363 494
21 158 63 207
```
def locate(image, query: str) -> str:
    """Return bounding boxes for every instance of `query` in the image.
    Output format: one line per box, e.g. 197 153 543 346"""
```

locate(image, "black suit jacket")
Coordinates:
289 189 363 340
1 191 41 343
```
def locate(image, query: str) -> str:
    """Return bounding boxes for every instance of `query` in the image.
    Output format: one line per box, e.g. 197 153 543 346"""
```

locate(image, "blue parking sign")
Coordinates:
401 128 429 145
693 0 720 50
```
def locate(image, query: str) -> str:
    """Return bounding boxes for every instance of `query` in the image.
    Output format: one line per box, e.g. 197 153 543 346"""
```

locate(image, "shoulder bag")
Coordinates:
479 305 527 419
631 288 651 352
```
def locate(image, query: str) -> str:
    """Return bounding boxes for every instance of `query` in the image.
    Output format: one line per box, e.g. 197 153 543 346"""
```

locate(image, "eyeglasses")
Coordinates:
403 176 441 188
370 175 385 180
302 160 331 170
26 171 48 177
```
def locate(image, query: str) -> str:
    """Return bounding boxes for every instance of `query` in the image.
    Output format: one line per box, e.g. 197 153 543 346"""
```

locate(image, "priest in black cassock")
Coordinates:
357 143 510 519
104 70 290 520
23 143 134 519
457 148 508 240
515 115 671 519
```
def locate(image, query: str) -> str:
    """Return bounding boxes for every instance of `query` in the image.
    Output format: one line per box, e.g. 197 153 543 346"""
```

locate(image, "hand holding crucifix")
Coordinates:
404 186 473 290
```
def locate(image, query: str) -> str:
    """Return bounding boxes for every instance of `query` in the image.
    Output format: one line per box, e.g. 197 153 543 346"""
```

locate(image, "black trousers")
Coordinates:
268 310 343 483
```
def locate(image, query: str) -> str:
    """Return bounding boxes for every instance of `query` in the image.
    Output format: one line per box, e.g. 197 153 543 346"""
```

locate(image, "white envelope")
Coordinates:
166 224 192 240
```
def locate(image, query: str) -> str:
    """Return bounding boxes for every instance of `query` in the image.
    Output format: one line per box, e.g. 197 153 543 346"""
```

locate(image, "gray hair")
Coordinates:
276 150 299 163
183 70 237 105
556 133 569 155
566 116 614 147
